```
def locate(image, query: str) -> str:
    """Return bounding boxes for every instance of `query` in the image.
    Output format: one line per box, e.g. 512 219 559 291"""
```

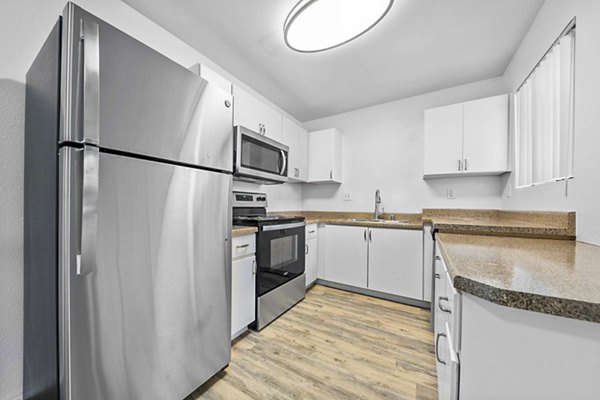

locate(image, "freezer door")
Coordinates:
59 147 232 400
60 4 233 172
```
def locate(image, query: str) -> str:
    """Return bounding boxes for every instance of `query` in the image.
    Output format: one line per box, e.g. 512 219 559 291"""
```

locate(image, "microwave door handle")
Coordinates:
279 150 287 175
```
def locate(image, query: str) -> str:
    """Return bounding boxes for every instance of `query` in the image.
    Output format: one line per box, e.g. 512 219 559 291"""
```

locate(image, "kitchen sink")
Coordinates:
349 218 410 224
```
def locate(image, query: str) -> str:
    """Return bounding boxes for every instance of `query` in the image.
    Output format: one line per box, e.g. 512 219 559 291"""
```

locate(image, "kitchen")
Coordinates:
2 0 600 399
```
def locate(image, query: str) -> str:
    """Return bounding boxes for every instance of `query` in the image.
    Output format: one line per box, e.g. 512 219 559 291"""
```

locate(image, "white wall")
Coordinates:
233 181 303 211
302 78 507 213
0 1 300 399
500 0 600 245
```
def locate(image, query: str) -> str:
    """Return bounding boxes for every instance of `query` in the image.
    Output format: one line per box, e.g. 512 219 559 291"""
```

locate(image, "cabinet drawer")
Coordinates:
232 234 256 259
306 224 318 239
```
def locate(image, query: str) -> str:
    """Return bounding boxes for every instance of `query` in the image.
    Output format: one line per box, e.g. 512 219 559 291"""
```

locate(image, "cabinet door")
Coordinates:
308 129 342 183
297 128 308 181
305 237 318 287
367 228 423 299
463 94 508 174
189 63 232 94
282 116 308 182
323 225 367 288
231 256 256 338
422 225 434 302
233 85 282 142
424 103 464 176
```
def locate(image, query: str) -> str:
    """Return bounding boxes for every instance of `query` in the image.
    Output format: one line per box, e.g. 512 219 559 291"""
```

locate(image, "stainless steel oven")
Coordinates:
232 191 305 330
233 125 289 184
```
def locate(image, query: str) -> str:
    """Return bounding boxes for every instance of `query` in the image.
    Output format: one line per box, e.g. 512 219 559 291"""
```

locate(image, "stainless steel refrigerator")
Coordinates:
24 3 233 399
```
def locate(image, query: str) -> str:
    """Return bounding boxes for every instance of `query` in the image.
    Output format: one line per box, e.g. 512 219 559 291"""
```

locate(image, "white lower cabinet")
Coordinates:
323 225 368 288
368 228 423 299
231 235 256 339
433 242 600 399
305 224 318 287
323 225 423 300
433 243 461 400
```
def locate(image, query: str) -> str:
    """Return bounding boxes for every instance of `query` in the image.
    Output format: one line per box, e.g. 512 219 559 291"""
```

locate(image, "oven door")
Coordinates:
234 125 288 183
256 223 305 296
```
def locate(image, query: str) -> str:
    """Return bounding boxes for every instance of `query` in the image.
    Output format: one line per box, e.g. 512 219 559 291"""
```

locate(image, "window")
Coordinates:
514 21 575 188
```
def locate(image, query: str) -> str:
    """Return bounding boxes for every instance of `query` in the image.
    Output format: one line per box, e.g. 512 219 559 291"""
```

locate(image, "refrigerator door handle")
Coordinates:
81 18 100 145
77 145 100 275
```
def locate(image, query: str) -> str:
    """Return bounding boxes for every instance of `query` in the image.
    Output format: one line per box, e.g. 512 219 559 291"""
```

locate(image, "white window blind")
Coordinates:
514 24 575 188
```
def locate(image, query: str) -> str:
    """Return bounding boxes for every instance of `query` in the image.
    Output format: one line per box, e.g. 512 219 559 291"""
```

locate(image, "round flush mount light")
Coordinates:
284 0 394 53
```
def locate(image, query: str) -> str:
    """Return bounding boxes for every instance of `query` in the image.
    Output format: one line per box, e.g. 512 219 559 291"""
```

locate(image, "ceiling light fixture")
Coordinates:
284 0 394 53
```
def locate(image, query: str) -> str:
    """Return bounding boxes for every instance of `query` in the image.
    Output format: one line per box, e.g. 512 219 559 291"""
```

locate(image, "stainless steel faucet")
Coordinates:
374 189 383 219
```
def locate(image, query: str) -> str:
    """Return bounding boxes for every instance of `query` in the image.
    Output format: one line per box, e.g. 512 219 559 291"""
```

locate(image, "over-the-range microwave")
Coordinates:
233 125 289 184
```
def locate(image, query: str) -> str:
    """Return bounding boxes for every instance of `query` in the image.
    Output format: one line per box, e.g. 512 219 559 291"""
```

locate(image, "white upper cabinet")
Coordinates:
424 94 508 177
282 116 308 182
424 103 464 176
188 63 232 94
308 128 342 183
462 95 509 174
233 85 282 142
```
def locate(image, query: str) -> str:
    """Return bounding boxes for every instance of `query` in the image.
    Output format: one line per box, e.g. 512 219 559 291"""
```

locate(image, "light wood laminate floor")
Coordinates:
189 284 437 400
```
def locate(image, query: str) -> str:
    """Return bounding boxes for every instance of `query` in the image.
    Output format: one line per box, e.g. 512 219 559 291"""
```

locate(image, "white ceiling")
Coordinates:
123 0 544 122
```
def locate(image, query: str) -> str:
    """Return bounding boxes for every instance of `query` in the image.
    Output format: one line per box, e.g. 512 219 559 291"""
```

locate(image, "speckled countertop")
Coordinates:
276 211 427 230
274 209 576 238
436 233 600 323
232 226 257 237
424 209 576 239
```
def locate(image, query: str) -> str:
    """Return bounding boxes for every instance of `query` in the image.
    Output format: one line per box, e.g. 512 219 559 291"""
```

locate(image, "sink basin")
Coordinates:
349 218 410 224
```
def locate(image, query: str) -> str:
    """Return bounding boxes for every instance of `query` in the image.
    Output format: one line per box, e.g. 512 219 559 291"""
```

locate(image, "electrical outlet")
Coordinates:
343 193 352 201
447 188 456 200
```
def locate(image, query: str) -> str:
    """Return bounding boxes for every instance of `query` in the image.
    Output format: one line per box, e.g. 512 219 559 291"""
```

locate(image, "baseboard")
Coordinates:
316 279 431 309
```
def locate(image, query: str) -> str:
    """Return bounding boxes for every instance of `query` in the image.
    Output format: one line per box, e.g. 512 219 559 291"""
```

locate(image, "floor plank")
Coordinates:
188 285 437 400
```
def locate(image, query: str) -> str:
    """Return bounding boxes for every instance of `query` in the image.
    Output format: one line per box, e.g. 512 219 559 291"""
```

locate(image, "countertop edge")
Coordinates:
231 226 258 237
436 236 600 324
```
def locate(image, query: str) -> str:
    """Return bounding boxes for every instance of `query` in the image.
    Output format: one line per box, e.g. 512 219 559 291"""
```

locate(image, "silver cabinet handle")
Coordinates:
364 229 367 241
435 333 447 365
236 244 249 249
464 158 468 171
438 296 451 313
308 230 316 234
369 230 372 242
252 259 257 275
81 18 100 145
330 170 333 179
434 273 441 279
305 244 309 254
457 159 462 171
435 255 441 260
77 145 100 275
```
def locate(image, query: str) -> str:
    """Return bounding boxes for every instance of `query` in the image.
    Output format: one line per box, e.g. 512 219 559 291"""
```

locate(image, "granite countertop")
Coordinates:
428 217 575 239
436 233 600 323
275 211 424 230
424 209 576 239
273 209 576 238
232 226 257 237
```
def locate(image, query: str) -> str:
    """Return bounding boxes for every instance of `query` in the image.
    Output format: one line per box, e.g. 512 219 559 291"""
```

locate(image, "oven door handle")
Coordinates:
262 222 305 231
